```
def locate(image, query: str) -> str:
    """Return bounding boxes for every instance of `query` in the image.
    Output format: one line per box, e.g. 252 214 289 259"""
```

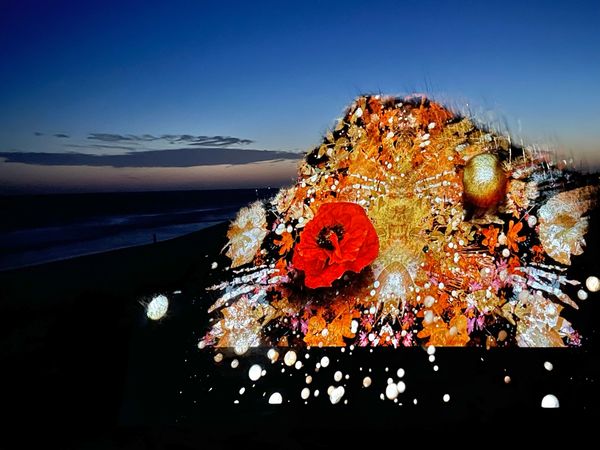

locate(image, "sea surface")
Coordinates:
0 189 274 271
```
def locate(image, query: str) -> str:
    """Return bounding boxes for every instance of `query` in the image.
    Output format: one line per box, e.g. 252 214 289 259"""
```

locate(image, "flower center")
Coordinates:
316 224 345 250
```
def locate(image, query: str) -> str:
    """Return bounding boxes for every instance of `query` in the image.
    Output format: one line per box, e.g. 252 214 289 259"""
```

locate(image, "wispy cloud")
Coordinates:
0 147 302 168
87 133 254 147
53 133 70 138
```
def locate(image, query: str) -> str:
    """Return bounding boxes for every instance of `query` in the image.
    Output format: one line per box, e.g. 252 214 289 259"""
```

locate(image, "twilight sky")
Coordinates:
1 0 599 193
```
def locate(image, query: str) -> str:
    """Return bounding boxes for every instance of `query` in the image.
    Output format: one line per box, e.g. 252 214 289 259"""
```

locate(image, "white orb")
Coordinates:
586 276 599 292
268 392 283 404
541 394 559 408
146 294 169 320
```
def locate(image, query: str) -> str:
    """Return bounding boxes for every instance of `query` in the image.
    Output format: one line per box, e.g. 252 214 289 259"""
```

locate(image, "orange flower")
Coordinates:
481 226 499 253
506 220 526 252
274 231 295 256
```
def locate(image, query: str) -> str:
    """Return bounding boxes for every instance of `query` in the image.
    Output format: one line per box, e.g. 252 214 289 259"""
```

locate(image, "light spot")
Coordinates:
305 375 313 384
544 361 553 371
284 350 297 366
396 381 406 394
320 356 330 368
301 388 310 400
267 349 279 363
268 392 283 404
334 371 343 382
428 355 435 363
443 394 450 403
213 353 223 363
586 276 599 292
386 384 398 400
294 361 303 370
230 359 239 369
541 394 559 408
329 386 345 404
396 368 405 378
362 377 372 388
427 345 436 355
146 294 169 320
248 364 262 381
578 290 588 300
504 376 511 384
211 262 218 269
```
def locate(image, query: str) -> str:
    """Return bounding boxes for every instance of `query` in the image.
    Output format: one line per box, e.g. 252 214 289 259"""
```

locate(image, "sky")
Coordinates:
0 0 599 193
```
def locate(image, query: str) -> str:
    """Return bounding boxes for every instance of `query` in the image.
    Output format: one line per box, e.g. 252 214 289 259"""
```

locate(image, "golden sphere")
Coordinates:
462 153 507 208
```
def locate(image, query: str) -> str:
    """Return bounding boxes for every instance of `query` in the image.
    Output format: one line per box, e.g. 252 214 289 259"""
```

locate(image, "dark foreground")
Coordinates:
1 221 599 448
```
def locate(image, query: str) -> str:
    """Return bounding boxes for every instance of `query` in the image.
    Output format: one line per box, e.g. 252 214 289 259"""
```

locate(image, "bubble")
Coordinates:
544 361 553 371
427 345 436 355
385 384 398 400
320 356 330 368
248 364 262 381
541 394 559 408
443 394 450 403
334 371 343 382
230 359 239 369
146 294 169 320
305 376 312 384
586 276 599 292
301 388 310 400
578 290 588 300
396 381 406 394
396 368 405 378
239 387 245 395
504 376 511 384
213 353 223 363
362 377 372 388
428 355 435 363
329 386 345 404
267 349 279 363
284 350 297 366
268 392 283 405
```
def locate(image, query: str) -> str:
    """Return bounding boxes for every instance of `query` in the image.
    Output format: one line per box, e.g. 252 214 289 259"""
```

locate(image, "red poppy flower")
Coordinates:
292 202 379 289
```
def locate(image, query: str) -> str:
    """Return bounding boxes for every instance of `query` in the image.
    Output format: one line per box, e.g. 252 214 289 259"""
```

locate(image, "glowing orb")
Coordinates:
462 153 507 208
541 394 560 408
146 294 169 320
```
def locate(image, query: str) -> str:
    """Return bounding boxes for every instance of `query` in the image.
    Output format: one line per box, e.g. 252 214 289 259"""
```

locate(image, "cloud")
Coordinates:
53 133 70 138
0 147 302 168
66 143 138 151
87 133 254 147
34 132 44 136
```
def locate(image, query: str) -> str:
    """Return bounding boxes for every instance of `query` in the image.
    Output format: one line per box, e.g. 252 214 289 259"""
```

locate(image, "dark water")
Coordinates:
0 188 274 270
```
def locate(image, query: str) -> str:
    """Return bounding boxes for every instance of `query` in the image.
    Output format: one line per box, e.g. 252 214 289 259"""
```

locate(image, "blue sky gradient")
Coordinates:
1 0 598 192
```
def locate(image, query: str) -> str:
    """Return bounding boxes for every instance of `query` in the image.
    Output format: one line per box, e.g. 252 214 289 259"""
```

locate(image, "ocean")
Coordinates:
0 188 274 271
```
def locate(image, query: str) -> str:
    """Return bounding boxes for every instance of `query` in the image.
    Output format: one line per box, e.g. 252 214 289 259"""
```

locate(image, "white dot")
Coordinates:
396 368 405 378
443 394 450 403
541 394 559 408
427 345 436 355
268 392 283 404
386 384 398 400
578 290 588 300
230 359 239 369
213 353 223 363
429 355 435 363
267 349 279 363
544 361 553 371
248 364 262 381
433 365 439 372
239 387 245 395
334 371 343 382
362 376 372 388
301 388 310 400
305 375 312 384
396 381 406 394
284 350 297 366
504 376 511 384
211 262 218 269
146 294 169 320
586 276 599 292
294 361 303 370
320 356 330 368
329 386 345 404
